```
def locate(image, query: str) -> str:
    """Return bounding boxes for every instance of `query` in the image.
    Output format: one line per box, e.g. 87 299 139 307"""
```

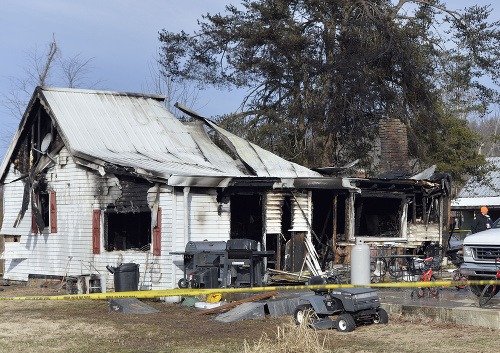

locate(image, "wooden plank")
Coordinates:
196 291 279 316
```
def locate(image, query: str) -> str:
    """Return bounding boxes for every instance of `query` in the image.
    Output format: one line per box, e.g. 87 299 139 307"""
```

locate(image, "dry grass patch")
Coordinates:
0 284 499 352
244 318 329 353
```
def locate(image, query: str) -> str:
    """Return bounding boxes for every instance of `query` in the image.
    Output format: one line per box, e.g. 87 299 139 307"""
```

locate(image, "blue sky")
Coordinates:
0 1 498 163
0 0 242 161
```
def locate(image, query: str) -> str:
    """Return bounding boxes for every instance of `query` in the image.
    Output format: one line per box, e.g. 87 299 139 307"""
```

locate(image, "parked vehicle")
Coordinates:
446 218 500 267
293 276 388 332
478 258 500 307
446 232 467 266
461 228 500 298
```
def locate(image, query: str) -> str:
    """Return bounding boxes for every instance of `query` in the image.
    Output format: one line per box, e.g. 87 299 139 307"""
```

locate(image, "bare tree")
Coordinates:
2 37 59 118
37 37 58 86
60 53 100 89
1 36 100 155
144 53 200 115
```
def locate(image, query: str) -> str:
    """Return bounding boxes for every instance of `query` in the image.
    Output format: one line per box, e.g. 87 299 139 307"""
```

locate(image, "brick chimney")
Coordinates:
378 118 409 174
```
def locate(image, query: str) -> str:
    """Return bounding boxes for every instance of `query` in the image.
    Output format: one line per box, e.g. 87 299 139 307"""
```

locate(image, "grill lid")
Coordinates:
185 240 226 253
226 239 258 251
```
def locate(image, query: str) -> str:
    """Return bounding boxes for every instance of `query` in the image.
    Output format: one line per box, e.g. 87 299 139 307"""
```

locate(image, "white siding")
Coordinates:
0 148 152 286
1 148 100 280
1 148 234 290
265 192 284 234
291 191 312 232
189 190 230 241
166 188 230 289
1 164 31 237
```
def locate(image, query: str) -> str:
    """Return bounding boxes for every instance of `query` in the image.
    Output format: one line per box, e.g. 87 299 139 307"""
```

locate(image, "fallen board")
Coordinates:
196 291 279 315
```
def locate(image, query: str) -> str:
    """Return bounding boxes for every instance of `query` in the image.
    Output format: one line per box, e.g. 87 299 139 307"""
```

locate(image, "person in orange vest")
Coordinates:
471 206 493 234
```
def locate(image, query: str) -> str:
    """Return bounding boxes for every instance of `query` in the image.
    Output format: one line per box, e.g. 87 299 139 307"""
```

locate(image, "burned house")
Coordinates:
0 88 451 290
301 118 452 269
0 87 335 290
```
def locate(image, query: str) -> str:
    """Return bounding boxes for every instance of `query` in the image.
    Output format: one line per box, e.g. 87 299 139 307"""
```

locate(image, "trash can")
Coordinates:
106 263 140 292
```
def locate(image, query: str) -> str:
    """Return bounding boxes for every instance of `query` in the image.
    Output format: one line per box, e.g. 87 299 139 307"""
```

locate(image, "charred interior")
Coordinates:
311 191 347 264
34 176 51 230
104 210 151 251
355 195 402 237
100 175 153 252
352 177 448 234
230 193 263 242
12 101 59 172
9 100 62 234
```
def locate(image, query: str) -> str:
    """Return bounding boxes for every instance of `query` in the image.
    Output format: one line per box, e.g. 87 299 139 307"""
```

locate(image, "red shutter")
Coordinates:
50 192 57 233
92 210 101 254
153 207 162 256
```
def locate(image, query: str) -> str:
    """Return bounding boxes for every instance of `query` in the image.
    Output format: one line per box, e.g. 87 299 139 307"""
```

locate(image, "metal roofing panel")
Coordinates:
457 157 500 198
451 196 500 209
201 119 321 178
40 88 249 178
182 122 247 175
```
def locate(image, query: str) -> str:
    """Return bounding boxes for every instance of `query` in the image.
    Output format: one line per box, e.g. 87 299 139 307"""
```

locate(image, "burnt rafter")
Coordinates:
354 178 446 197
103 162 138 176
228 177 278 188
216 177 280 203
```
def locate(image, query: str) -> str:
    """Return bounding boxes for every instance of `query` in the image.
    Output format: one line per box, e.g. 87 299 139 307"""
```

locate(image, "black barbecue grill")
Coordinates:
171 240 226 288
171 239 274 288
222 239 274 287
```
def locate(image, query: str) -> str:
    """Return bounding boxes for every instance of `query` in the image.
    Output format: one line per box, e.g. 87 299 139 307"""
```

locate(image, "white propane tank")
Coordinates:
350 239 371 285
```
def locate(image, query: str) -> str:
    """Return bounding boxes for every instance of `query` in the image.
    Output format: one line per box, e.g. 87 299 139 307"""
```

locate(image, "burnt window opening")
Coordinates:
311 191 347 244
230 194 263 243
31 177 56 234
104 211 151 251
355 196 402 237
311 191 347 267
39 192 50 226
411 194 441 224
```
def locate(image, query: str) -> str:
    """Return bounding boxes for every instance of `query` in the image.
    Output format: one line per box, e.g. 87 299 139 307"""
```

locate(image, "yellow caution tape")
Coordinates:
0 280 499 300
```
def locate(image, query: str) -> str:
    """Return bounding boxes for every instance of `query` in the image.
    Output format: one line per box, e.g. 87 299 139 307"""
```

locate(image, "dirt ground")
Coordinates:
0 281 498 353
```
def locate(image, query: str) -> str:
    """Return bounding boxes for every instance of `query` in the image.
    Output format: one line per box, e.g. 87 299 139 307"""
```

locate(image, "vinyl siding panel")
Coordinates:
265 192 284 234
1 148 233 290
1 164 32 237
291 191 312 232
167 189 230 289
2 148 99 280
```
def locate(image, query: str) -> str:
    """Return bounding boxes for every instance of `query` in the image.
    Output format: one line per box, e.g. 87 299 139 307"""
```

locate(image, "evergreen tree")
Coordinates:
159 0 500 180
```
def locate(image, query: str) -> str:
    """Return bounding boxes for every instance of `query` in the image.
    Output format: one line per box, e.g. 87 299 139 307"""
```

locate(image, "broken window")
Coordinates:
40 192 50 226
410 194 441 225
31 186 57 234
230 194 263 242
355 196 402 237
104 210 151 251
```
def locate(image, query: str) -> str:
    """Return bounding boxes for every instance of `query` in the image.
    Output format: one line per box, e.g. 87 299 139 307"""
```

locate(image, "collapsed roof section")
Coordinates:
0 87 320 187
174 103 320 179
